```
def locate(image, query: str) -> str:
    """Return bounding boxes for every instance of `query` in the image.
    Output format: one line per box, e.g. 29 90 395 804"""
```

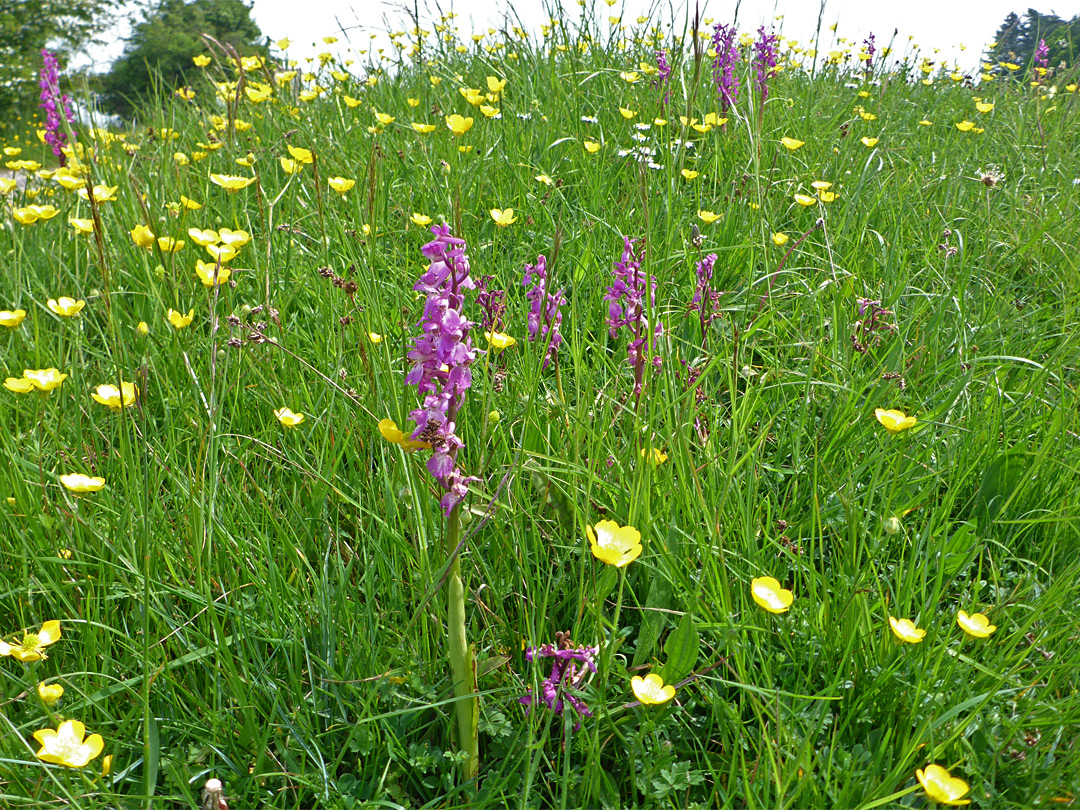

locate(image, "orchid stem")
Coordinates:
445 504 479 781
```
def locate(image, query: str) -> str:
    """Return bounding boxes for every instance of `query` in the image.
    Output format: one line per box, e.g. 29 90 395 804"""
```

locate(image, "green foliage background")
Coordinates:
1 4 1079 808
98 0 266 118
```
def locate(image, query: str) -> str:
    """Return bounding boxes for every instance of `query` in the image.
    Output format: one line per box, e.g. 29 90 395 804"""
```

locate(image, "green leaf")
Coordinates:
941 521 979 579
657 612 698 684
974 450 1027 529
632 571 673 667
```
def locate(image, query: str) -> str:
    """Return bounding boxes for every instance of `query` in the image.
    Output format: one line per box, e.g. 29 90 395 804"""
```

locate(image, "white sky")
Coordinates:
82 0 1080 74
245 0 1077 69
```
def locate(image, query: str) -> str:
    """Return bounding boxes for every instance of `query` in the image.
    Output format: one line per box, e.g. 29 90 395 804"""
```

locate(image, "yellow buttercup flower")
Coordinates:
0 620 62 662
772 232 789 246
209 173 255 191
460 87 485 107
975 101 994 113
37 682 64 705
411 213 433 227
193 55 211 67
378 418 431 452
640 447 668 466
486 75 506 95
445 114 474 136
536 174 554 185
955 120 975 132
888 616 926 643
77 184 117 202
697 210 720 223
69 218 95 234
4 377 34 393
619 107 636 119
60 474 106 493
587 519 642 568
0 309 26 328
490 208 517 227
91 382 138 411
481 331 516 352
187 228 220 246
13 204 58 224
584 140 601 153
137 322 149 336
919 119 933 126
218 228 250 248
204 243 237 264
916 764 971 806
180 195 201 210
280 157 303 175
860 136 879 147
157 236 184 253
130 224 155 248
681 169 700 180
780 136 804 150
794 193 817 207
373 111 395 125
368 332 383 343
23 368 67 391
751 576 793 614
287 145 313 164
956 610 996 638
411 122 436 134
275 407 305 427
875 408 916 434
631 673 676 705
167 308 194 329
33 719 104 769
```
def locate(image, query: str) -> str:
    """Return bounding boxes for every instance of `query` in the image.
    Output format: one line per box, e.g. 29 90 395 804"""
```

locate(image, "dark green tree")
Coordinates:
99 0 265 117
987 8 1079 74
0 0 115 130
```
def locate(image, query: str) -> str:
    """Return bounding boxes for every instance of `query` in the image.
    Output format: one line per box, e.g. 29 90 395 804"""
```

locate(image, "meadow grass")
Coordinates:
1 5 1079 808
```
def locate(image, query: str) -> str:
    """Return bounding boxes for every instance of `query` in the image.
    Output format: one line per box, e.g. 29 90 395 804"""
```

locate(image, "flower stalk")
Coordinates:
445 505 479 779
405 223 480 778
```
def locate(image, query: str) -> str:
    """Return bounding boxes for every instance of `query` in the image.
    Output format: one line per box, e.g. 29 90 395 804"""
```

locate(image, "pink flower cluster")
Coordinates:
711 23 740 113
39 50 75 163
406 224 479 515
520 634 598 730
522 255 565 369
605 237 663 397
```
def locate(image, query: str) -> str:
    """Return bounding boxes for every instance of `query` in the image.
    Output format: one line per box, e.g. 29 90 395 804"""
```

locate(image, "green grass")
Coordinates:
1 7 1079 808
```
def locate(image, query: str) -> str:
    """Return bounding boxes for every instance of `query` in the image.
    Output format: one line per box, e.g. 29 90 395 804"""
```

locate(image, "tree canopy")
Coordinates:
0 0 114 129
99 0 265 117
988 8 1079 71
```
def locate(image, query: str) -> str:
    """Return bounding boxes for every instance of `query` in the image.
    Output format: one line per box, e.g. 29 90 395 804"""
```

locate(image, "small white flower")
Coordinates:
634 122 651 131
581 115 598 124
517 112 533 120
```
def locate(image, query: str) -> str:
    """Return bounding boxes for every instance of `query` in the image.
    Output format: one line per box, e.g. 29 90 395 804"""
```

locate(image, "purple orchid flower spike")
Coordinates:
406 224 480 515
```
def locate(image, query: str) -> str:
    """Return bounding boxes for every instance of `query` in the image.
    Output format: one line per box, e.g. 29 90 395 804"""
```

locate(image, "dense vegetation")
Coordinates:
1 5 1078 808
